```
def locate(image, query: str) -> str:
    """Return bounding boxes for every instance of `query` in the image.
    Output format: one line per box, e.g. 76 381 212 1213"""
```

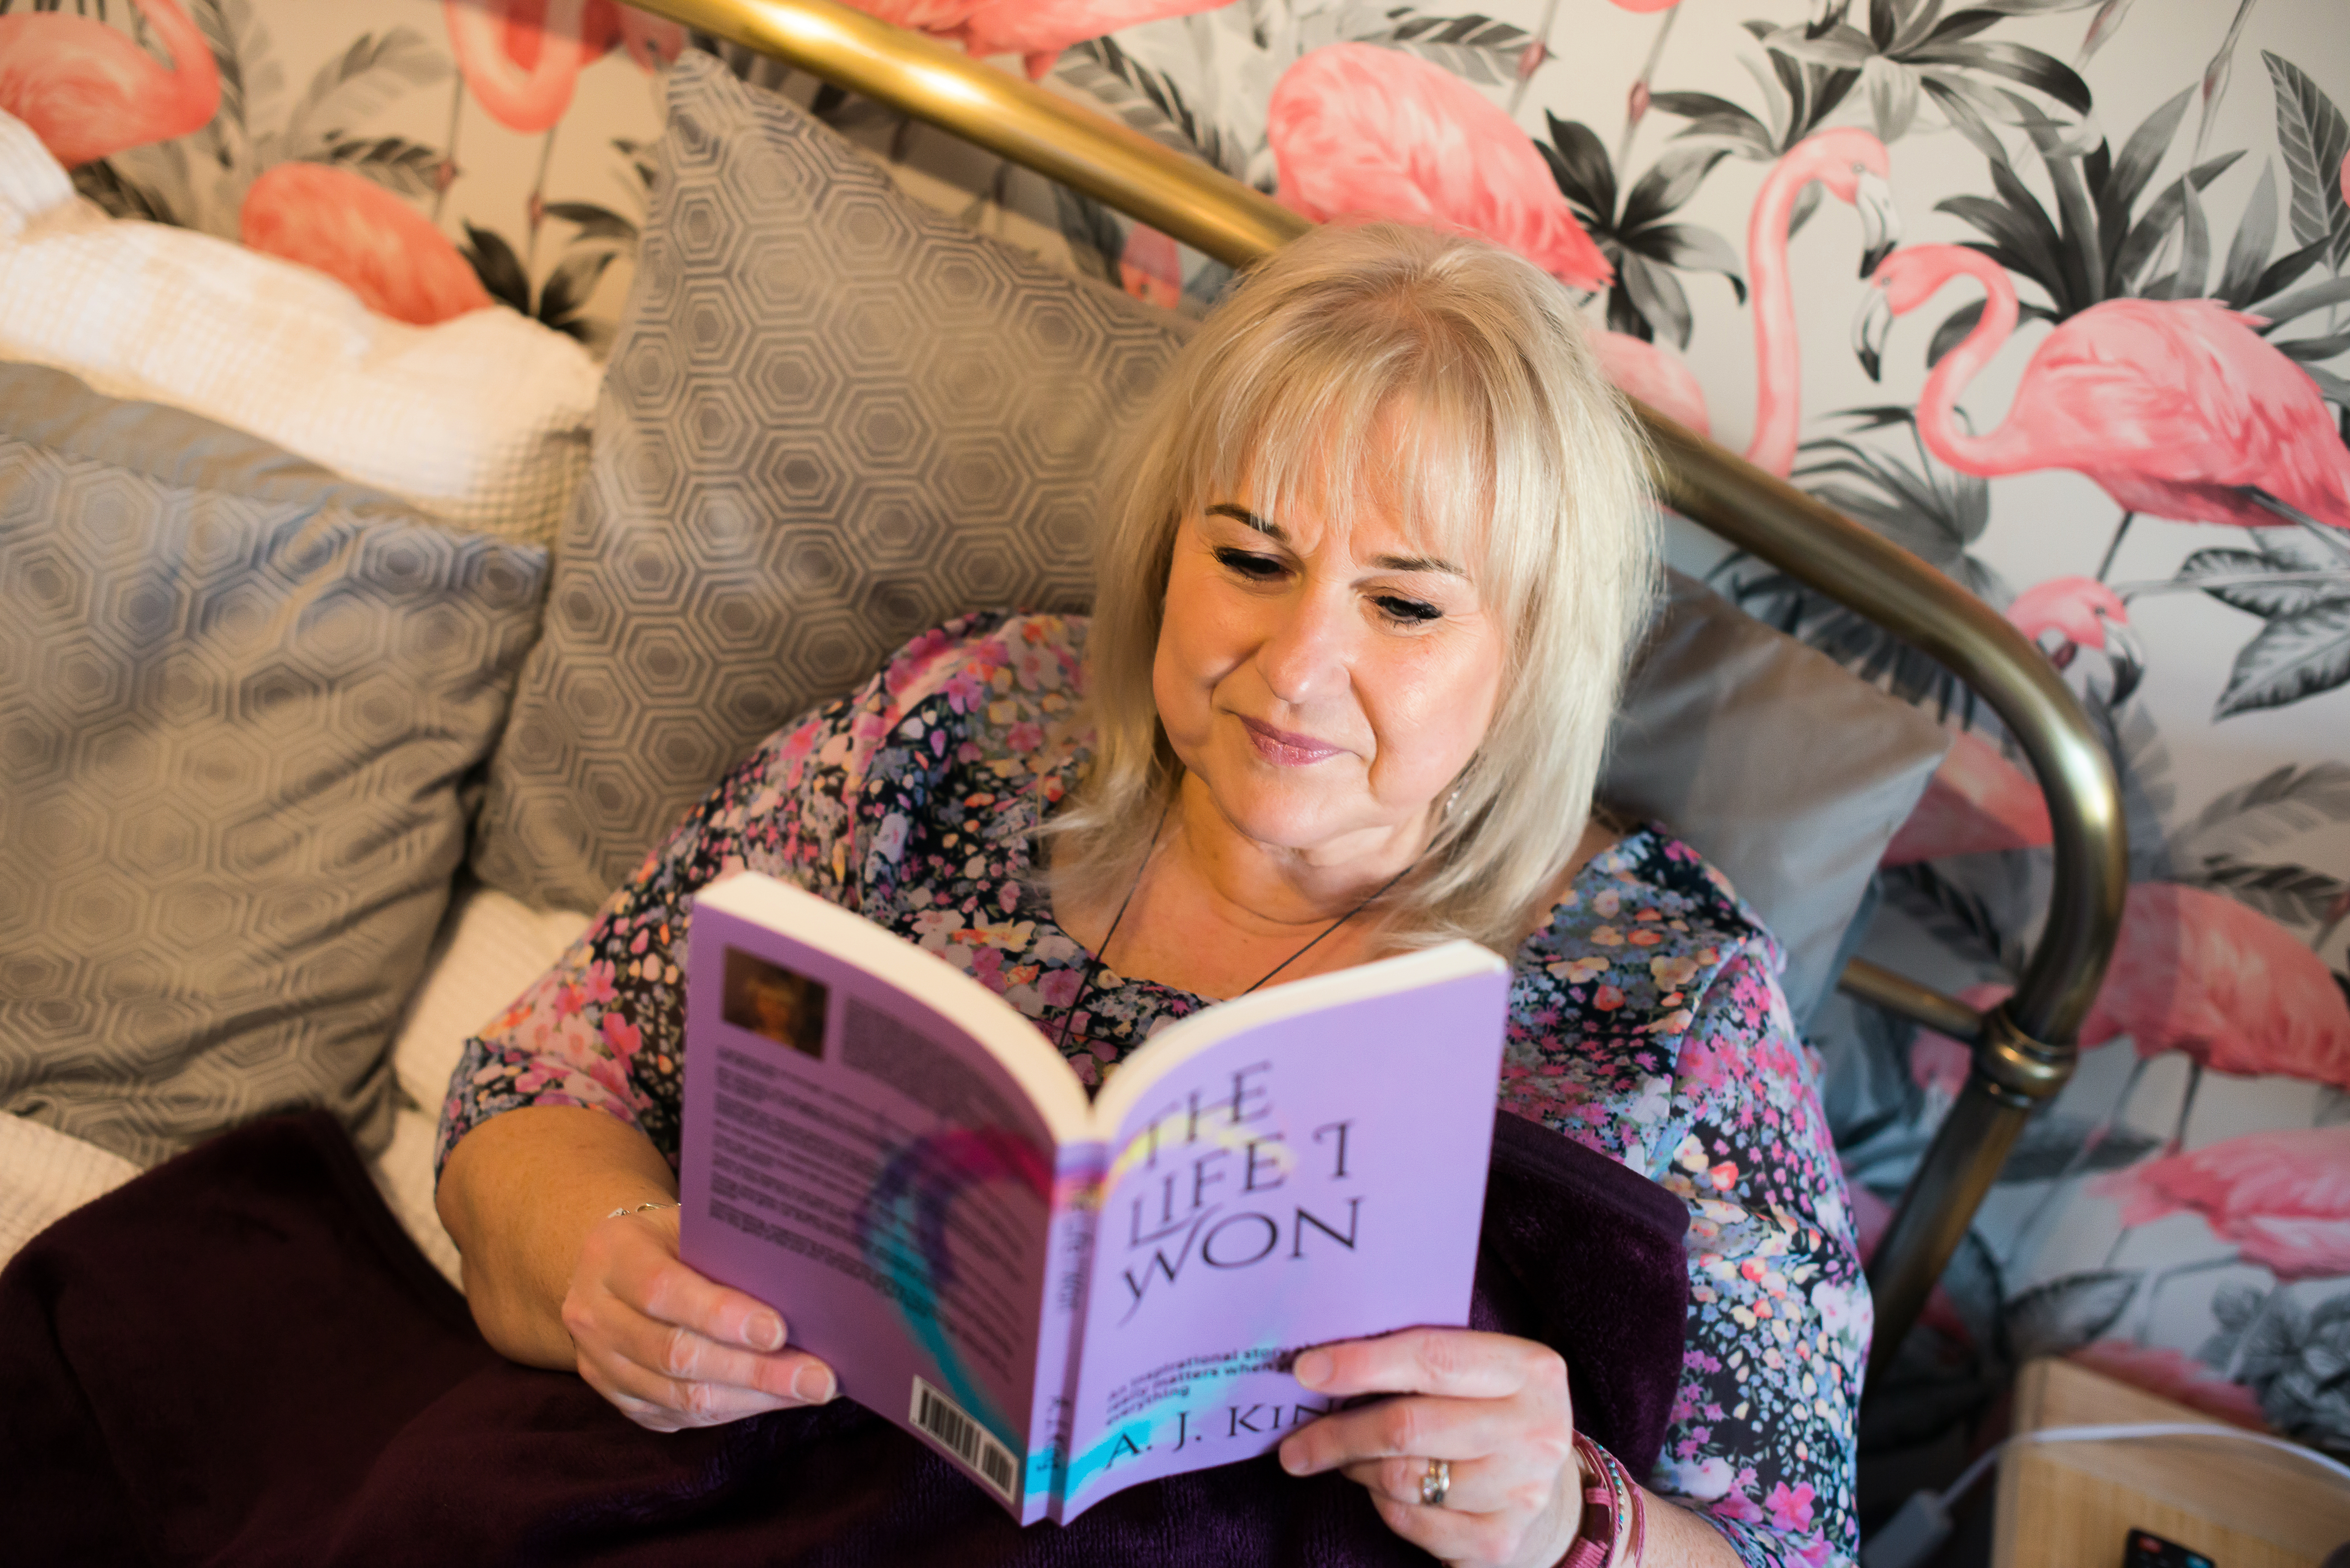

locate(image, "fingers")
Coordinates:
1333 1452 1581 1568
1281 1393 1544 1475
595 1288 832 1399
563 1209 838 1432
1279 1329 1580 1568
581 1337 837 1432
601 1214 790 1356
1338 1455 1555 1519
1291 1327 1564 1402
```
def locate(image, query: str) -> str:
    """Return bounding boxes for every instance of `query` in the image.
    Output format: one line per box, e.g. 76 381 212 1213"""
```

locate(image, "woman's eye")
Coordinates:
1376 595 1442 624
1213 547 1286 581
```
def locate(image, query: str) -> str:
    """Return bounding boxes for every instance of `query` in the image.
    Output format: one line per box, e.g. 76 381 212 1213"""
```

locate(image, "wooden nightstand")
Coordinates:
1993 1358 2350 1567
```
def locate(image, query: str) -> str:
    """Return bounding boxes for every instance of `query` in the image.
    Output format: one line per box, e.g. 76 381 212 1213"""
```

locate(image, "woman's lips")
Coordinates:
1239 715 1344 766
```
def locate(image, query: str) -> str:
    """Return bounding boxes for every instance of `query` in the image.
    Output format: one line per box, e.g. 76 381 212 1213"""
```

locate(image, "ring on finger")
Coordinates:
1419 1457 1451 1508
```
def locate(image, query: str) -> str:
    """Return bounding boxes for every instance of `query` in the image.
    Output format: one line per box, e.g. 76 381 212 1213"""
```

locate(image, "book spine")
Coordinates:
1031 1143 1104 1518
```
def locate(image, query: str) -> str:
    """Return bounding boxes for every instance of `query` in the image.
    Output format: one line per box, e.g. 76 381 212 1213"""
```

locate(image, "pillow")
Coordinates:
472 55 1940 1022
370 882 597 1288
0 1114 138 1267
471 53 1192 911
389 883 594 1121
0 110 599 547
1600 569 1950 1023
0 362 550 1168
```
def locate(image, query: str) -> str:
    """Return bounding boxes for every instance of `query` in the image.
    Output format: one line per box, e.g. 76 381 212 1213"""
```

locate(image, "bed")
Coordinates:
624 0 2130 1381
0 0 2119 1395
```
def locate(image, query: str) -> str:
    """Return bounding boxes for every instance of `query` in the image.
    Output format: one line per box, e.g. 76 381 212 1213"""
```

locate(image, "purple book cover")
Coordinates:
678 872 1510 1524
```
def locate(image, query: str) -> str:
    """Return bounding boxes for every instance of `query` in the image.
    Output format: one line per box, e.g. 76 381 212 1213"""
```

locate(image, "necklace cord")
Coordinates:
1050 799 1419 1055
1051 800 1168 1057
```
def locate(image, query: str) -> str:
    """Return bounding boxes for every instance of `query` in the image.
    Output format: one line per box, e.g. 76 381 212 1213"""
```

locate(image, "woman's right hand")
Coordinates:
560 1204 839 1432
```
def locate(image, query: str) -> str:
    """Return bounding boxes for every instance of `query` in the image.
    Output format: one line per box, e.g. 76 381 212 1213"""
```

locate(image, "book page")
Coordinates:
1054 946 1511 1520
678 882 1097 1522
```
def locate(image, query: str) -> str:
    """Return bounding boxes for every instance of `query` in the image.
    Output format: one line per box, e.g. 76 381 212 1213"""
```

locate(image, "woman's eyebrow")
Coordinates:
1206 502 1282 539
1204 502 1463 577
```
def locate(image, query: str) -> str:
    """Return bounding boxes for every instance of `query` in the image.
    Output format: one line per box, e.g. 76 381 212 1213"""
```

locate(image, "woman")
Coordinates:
435 222 1867 1568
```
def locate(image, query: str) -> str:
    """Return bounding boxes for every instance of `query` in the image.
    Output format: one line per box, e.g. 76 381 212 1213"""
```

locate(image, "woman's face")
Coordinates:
1151 464 1505 868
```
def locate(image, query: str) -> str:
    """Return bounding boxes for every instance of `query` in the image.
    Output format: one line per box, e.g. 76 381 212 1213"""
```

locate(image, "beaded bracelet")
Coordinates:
1557 1432 1646 1568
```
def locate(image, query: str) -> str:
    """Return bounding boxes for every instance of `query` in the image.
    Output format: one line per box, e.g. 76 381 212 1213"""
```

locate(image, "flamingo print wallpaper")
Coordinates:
6 0 2350 1496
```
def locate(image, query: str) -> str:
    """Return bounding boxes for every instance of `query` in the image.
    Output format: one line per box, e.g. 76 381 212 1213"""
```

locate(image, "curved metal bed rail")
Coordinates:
626 0 2129 1383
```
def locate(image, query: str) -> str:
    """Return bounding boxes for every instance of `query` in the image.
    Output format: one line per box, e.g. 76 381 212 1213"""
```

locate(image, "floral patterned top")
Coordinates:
437 612 1868 1568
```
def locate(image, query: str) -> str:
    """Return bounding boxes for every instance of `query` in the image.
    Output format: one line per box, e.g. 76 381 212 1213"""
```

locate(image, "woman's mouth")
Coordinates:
1239 716 1344 766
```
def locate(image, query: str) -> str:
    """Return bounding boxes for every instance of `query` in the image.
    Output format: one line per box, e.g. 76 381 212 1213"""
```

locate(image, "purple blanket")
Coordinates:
0 1109 1685 1566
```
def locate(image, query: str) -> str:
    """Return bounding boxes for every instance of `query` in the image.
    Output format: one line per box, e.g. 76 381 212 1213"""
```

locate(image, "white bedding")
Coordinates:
1 884 594 1289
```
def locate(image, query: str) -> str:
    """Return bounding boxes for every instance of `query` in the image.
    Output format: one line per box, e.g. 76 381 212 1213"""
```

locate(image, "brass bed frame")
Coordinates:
629 0 2130 1386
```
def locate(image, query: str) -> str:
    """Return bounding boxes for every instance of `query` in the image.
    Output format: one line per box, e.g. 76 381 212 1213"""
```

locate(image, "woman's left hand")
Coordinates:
1277 1327 1582 1568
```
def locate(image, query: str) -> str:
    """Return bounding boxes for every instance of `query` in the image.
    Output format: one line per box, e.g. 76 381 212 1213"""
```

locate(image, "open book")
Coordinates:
677 871 1511 1523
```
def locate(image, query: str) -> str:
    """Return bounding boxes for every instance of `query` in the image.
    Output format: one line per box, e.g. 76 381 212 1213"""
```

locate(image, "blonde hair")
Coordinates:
1052 222 1659 951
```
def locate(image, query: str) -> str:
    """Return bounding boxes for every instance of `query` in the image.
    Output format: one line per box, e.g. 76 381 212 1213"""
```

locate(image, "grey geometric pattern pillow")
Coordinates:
1600 569 1949 1025
470 52 1191 912
0 362 548 1169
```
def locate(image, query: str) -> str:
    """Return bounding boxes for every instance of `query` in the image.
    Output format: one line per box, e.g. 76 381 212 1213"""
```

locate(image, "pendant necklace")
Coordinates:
1051 800 1419 1056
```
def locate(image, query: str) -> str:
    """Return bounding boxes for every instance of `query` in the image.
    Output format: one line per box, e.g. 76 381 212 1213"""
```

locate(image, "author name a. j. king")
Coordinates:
1106 1399 1342 1465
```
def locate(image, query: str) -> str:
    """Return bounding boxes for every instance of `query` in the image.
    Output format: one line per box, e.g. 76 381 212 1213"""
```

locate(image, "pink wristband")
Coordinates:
1558 1432 1645 1568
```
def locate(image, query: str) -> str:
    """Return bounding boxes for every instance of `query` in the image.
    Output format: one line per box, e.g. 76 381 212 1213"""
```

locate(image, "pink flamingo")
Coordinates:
2065 1341 2269 1429
444 0 595 134
442 2 683 135
240 163 494 326
0 0 219 170
1588 128 1898 472
1267 42 1614 292
1902 980 2015 1101
1962 878 2350 1272
441 2 684 260
1592 330 1710 436
2096 1125 2350 1283
1118 222 1181 311
1267 51 1895 468
1857 243 2350 567
1884 576 2148 870
1882 729 2054 865
2006 575 2145 703
1739 126 1897 476
2086 882 2350 1097
584 1 688 70
834 0 1231 80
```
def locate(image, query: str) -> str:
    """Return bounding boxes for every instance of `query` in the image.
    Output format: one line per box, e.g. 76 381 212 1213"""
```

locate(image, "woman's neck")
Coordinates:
1053 785 1622 999
1163 772 1431 935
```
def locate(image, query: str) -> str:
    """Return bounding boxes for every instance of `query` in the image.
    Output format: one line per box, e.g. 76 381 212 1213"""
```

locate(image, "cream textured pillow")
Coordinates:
0 111 599 547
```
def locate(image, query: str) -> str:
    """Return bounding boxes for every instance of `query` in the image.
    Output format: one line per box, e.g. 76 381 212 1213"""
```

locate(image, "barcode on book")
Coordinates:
910 1375 1020 1503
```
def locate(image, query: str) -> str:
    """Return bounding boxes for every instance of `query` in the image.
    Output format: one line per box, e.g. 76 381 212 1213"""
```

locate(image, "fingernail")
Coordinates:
748 1312 786 1352
1278 1440 1307 1475
1293 1350 1331 1389
793 1364 836 1404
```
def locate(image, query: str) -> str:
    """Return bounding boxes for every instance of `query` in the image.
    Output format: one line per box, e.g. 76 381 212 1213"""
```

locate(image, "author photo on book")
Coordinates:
434 221 1869 1568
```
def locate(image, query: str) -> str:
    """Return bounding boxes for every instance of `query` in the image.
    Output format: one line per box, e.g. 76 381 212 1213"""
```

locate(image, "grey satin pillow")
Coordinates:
471 53 1191 911
1600 569 1950 1024
0 361 548 1168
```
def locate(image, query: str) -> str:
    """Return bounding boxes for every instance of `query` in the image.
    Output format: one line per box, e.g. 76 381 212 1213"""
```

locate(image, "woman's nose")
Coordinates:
1255 586 1353 707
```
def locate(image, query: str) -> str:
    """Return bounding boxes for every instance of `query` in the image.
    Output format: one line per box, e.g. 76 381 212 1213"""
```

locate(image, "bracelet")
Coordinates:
1557 1432 1646 1568
606 1201 681 1219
